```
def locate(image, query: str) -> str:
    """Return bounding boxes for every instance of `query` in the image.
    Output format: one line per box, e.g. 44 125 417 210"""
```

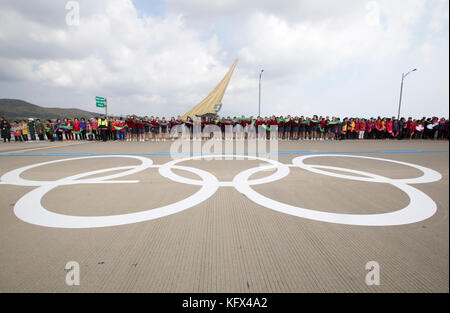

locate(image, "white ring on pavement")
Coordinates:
234 154 440 226
2 156 218 228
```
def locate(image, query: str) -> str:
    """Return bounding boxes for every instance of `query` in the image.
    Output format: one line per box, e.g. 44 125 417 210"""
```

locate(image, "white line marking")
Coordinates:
0 142 90 155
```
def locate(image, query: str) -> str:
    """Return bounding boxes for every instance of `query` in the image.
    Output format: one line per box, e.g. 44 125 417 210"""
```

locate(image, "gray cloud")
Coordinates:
0 0 448 118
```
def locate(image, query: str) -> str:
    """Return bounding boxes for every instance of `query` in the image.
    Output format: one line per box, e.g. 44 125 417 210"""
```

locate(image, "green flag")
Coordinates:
328 121 341 125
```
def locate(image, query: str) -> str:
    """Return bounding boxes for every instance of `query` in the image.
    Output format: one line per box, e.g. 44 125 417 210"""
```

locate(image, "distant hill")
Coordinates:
0 99 101 121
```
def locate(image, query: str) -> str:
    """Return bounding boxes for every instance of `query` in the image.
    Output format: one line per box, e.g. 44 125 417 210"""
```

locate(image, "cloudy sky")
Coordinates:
0 0 448 118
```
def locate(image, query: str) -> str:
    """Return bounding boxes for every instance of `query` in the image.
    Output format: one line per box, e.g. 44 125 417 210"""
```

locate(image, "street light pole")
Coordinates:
105 98 108 119
397 68 417 120
259 69 264 117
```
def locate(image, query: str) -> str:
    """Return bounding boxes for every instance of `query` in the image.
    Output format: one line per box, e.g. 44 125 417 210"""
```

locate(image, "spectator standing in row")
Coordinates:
54 119 63 141
98 115 108 142
20 120 29 141
35 119 45 141
28 118 36 141
1 117 11 142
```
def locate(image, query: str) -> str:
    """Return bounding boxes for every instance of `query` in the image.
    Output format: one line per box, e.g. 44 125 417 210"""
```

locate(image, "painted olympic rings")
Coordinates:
0 154 442 228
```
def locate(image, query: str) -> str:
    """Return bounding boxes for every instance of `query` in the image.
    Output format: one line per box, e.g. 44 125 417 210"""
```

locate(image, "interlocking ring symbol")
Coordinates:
0 154 442 228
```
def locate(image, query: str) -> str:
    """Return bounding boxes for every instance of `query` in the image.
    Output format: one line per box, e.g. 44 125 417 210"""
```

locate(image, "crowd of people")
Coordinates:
1 115 449 143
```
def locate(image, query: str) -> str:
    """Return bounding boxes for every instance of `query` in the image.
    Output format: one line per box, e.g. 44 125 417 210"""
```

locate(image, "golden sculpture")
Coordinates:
182 59 238 119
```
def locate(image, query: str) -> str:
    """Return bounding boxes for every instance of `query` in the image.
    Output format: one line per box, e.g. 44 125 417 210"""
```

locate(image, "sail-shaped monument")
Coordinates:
182 59 238 119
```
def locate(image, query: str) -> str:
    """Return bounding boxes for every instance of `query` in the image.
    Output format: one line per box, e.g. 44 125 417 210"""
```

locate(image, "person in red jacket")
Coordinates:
125 116 135 141
110 118 118 141
132 116 139 142
268 115 277 140
277 116 285 140
252 116 263 140
72 118 81 140
410 119 417 140
319 117 326 140
136 118 145 142
152 117 161 141
168 117 176 139
116 118 126 141
359 119 366 140
323 117 331 140
292 117 299 140
143 116 151 141
374 118 383 139
284 115 292 140
160 117 169 141
310 115 320 141
354 119 360 140
175 115 184 139
386 119 394 139
437 117 447 140
404 117 412 139
149 116 156 141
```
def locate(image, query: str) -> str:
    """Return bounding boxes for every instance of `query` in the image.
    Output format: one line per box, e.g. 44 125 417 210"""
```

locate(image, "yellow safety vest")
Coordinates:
98 119 108 127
